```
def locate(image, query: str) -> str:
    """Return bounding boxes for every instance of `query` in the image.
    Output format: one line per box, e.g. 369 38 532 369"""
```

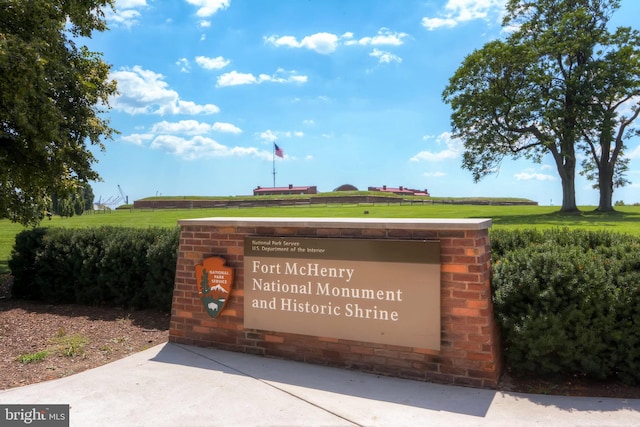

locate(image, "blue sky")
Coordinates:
85 0 640 206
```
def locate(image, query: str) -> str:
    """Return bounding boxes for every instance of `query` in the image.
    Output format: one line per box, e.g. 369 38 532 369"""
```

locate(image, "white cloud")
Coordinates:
199 20 211 28
410 132 464 162
105 8 142 28
264 32 340 54
110 66 220 115
353 28 408 46
266 35 297 48
421 0 506 31
216 69 308 87
281 131 303 138
303 119 315 126
618 96 640 118
259 129 303 142
421 17 458 31
286 75 309 84
150 135 263 160
119 119 253 160
265 28 408 54
150 134 210 158
213 122 242 134
260 130 277 142
185 0 230 18
627 144 640 159
502 24 520 34
514 171 555 181
105 0 148 28
448 0 504 21
151 120 213 135
195 55 230 70
176 58 190 73
148 120 241 135
117 0 146 7
170 100 220 115
216 71 258 87
120 133 153 145
369 48 402 64
297 33 340 54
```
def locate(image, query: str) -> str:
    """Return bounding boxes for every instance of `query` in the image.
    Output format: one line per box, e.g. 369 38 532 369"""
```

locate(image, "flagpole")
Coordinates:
272 141 276 188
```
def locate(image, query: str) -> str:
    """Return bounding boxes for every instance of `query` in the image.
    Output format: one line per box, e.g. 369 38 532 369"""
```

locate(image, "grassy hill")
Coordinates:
2 202 640 274
135 191 536 203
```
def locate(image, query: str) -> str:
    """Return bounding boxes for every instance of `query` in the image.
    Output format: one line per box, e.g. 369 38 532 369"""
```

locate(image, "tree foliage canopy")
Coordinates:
0 0 117 225
443 0 640 212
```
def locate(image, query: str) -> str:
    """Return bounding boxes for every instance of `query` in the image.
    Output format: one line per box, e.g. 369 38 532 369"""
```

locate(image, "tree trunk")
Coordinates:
553 148 579 213
560 170 579 212
596 163 615 212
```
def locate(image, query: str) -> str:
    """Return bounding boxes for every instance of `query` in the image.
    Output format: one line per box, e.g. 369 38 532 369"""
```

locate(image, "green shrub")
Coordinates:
144 227 180 312
491 229 640 384
73 228 111 306
97 228 156 308
33 229 79 303
9 227 179 312
490 228 637 259
9 228 47 300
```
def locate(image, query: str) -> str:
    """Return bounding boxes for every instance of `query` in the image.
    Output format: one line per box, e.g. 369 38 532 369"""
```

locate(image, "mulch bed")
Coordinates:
0 298 169 390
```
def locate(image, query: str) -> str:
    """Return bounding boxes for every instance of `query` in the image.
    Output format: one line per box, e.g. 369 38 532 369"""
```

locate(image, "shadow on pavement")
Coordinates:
152 343 496 418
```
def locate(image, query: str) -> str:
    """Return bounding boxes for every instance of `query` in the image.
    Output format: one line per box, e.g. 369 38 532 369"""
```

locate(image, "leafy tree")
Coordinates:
0 0 117 225
577 25 640 211
51 182 93 217
442 0 640 212
51 193 74 218
81 182 95 212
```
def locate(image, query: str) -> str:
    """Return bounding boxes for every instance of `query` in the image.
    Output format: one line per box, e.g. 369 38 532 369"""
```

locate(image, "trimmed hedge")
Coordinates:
9 227 179 313
491 229 640 384
9 226 640 383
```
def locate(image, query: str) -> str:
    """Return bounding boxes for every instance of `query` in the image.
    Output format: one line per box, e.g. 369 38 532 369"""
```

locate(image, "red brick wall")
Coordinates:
169 218 500 388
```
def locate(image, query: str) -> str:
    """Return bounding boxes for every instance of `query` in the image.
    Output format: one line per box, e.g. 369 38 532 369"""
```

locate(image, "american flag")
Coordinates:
274 143 284 158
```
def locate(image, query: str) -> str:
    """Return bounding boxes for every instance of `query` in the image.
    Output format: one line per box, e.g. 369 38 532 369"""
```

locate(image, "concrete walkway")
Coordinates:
1 343 639 426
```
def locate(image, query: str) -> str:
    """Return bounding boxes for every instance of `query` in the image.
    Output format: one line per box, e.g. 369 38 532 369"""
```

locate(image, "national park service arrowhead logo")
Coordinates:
195 257 234 318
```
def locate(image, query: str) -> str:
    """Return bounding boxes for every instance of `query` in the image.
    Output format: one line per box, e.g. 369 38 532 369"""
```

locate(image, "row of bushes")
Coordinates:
9 227 179 312
491 228 640 384
9 226 640 384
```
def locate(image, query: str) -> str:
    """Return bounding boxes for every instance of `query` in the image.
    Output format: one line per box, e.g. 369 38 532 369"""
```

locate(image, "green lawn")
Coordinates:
2 204 639 274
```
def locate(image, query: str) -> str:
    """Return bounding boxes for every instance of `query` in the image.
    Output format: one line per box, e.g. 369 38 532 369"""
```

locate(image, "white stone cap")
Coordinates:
178 217 492 230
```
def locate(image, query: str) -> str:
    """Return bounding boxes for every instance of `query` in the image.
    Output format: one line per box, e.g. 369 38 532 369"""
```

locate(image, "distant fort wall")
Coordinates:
133 196 538 210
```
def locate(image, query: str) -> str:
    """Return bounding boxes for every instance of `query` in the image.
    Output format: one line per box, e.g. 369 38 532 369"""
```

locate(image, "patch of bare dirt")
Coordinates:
0 298 169 390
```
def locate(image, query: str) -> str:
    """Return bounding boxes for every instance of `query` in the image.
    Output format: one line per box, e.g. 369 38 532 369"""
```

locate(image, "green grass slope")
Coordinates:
2 204 639 274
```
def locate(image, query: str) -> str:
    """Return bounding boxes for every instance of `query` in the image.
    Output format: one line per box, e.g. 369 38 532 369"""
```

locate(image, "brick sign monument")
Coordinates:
169 217 500 388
